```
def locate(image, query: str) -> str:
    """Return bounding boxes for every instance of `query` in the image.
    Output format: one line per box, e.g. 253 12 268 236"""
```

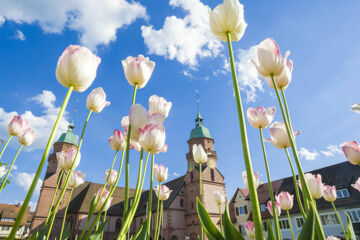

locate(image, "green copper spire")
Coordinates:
56 121 79 146
190 91 212 139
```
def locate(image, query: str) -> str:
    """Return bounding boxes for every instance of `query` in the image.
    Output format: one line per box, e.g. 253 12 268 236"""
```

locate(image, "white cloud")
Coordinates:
0 90 70 152
141 0 222 67
0 0 147 50
15 172 43 196
14 200 37 211
173 172 179 177
235 46 264 102
298 147 319 161
14 29 25 41
321 144 342 157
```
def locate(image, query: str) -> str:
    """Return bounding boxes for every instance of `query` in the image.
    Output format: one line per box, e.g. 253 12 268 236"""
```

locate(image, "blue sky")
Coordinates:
0 0 360 210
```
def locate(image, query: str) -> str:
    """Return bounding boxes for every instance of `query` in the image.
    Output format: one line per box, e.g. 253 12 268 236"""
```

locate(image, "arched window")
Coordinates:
180 198 184 207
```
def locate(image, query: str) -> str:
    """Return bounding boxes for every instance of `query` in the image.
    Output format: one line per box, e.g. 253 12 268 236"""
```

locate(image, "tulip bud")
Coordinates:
300 173 324 199
95 188 113 212
122 55 155 89
214 191 226 206
86 87 110 113
251 38 290 77
108 130 126 151
105 169 118 185
209 0 247 42
56 45 101 92
138 124 166 154
18 128 36 146
244 222 255 239
154 164 168 182
266 121 300 149
266 201 281 217
323 185 337 202
264 59 293 89
8 115 29 137
129 104 149 140
351 177 360 192
69 171 85 188
153 185 172 201
242 171 260 190
57 148 81 171
149 95 172 118
246 106 275 129
0 166 7 178
276 192 294 211
192 144 207 164
341 141 360 166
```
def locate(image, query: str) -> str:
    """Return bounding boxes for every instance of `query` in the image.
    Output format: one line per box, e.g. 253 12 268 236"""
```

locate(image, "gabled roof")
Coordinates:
0 204 30 226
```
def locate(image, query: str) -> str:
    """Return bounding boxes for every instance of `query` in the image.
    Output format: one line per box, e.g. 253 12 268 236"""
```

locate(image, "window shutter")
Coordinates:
236 207 239 216
245 205 248 214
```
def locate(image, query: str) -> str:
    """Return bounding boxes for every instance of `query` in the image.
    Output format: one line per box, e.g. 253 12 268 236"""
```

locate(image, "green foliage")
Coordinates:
346 213 356 240
61 222 72 240
297 203 315 240
89 218 110 240
223 204 245 240
266 220 276 240
130 219 148 240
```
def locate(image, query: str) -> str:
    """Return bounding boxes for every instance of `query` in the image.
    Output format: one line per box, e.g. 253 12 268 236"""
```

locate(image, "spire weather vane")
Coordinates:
195 90 200 114
71 98 79 123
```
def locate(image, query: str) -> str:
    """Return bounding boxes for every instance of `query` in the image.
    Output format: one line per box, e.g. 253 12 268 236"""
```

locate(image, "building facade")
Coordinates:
0 203 33 239
229 188 250 236
31 112 226 240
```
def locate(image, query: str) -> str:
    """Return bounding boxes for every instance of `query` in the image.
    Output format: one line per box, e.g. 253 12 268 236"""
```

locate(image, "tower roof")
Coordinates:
189 112 212 139
56 122 79 146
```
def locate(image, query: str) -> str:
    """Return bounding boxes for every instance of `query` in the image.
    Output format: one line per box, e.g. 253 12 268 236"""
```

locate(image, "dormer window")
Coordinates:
336 189 350 199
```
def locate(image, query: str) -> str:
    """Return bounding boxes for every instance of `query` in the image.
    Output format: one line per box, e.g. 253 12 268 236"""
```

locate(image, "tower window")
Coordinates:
180 199 184 207
211 169 215 181
190 172 194 181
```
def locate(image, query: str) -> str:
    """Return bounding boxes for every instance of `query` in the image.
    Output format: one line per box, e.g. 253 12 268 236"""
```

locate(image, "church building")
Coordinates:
31 111 226 240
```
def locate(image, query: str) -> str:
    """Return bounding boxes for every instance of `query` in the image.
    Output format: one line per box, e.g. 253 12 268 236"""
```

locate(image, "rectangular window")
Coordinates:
336 189 350 199
296 217 304 228
240 225 247 237
279 219 290 229
239 206 247 215
320 213 339 225
347 209 360 223
263 222 268 231
238 194 242 199
260 204 266 212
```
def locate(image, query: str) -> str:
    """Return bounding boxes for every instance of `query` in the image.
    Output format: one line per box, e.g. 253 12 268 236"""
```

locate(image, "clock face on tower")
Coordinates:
208 159 216 169
188 161 194 172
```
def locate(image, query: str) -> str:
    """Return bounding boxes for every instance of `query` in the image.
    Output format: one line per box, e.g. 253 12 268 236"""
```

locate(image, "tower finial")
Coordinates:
195 90 203 127
69 98 79 131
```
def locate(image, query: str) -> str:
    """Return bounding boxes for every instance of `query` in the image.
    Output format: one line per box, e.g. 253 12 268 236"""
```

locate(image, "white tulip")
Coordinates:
57 149 81 171
138 124 166 154
154 164 168 182
192 144 207 164
8 115 29 137
154 185 172 201
69 171 85 187
300 173 324 199
86 87 110 113
105 169 118 185
129 104 149 140
214 191 226 205
56 45 101 92
264 59 293 89
18 128 36 146
266 122 300 149
149 95 172 118
122 55 155 89
0 166 7 178
242 171 260 190
246 106 275 129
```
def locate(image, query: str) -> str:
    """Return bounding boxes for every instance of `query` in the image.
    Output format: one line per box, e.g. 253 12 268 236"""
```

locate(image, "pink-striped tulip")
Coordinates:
351 177 360 192
121 116 129 135
122 55 155 89
8 115 29 137
69 171 85 188
154 185 172 201
0 166 6 178
276 192 294 210
108 130 126 151
266 201 281 217
86 87 110 113
149 95 172 118
323 185 337 202
341 141 360 165
300 173 324 199
138 124 166 154
264 59 293 90
56 45 101 92
95 188 113 212
266 121 300 149
242 171 260 189
244 222 255 239
251 38 290 78
154 164 168 182
246 106 275 129
129 104 149 140
105 169 118 185
57 148 81 171
18 128 36 146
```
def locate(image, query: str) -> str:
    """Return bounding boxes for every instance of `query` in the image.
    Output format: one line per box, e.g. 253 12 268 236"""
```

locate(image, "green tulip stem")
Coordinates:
59 186 75 240
46 109 93 240
146 154 155 236
155 201 163 240
45 170 65 224
226 32 264 239
286 210 295 240
154 181 162 240
9 85 74 239
331 201 347 239
199 162 203 240
100 210 108 240
284 148 306 219
0 144 23 193
259 129 281 239
218 204 223 235
123 84 138 220
0 135 13 159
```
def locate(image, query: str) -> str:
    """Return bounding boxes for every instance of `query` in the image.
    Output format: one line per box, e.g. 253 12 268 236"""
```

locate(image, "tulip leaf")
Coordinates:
88 196 97 221
131 218 148 240
266 220 276 240
224 204 245 240
89 218 109 240
61 222 72 240
36 225 49 240
196 197 225 240
346 213 356 240
297 202 315 240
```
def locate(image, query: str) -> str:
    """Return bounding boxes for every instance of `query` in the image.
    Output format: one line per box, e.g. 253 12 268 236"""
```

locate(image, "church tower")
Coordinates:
31 123 79 235
184 95 226 240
